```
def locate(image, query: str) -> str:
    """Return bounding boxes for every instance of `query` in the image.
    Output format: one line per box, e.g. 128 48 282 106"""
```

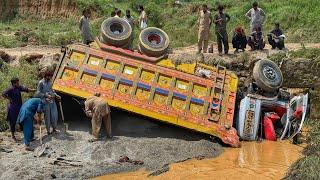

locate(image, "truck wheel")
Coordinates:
139 27 169 57
253 59 283 92
100 17 132 47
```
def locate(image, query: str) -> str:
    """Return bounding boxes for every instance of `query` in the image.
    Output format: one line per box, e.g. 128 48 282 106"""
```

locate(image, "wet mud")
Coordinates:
99 141 303 180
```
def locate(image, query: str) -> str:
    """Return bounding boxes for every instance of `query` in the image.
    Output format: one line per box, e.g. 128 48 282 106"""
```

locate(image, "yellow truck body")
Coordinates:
52 41 240 147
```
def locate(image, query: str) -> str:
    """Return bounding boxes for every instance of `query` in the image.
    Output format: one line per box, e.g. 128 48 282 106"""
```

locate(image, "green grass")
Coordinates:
285 118 320 179
1 0 320 48
0 61 38 131
290 48 320 68
0 17 82 48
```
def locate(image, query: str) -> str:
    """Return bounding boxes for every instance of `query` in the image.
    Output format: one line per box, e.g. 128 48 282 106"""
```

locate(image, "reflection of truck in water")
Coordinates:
52 17 309 147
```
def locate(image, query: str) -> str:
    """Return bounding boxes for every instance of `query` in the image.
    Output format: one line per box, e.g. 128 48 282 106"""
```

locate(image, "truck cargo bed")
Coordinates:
52 42 240 147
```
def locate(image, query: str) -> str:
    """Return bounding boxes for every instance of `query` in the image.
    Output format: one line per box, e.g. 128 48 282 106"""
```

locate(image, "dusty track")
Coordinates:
1 43 319 58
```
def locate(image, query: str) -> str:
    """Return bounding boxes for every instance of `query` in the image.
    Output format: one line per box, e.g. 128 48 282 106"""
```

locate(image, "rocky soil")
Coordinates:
0 108 222 180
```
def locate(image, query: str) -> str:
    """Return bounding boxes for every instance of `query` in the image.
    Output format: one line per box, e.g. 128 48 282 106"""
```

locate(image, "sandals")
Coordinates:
12 137 17 143
88 138 99 143
52 129 58 134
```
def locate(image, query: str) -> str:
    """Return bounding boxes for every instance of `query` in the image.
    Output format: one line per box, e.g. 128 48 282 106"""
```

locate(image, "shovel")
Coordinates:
39 122 42 144
59 101 68 133
35 121 47 157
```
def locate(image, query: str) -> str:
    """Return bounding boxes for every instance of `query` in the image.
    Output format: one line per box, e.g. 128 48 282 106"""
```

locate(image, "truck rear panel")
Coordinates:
53 43 240 147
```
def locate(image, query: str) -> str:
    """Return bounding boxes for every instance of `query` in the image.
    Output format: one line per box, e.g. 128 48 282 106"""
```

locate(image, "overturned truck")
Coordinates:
52 17 309 147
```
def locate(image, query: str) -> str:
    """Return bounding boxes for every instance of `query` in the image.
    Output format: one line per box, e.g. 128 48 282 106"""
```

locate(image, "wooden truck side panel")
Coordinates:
53 44 240 147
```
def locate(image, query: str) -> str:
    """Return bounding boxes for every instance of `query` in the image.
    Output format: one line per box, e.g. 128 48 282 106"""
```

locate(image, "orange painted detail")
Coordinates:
53 43 240 147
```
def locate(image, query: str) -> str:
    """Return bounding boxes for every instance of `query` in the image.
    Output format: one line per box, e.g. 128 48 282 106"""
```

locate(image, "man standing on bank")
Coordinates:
123 10 135 50
138 5 148 30
214 5 230 55
197 4 212 54
79 8 94 45
85 93 112 142
245 1 266 33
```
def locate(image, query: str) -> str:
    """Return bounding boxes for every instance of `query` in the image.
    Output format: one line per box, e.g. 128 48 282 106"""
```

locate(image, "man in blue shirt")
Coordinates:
2 78 35 142
17 98 45 151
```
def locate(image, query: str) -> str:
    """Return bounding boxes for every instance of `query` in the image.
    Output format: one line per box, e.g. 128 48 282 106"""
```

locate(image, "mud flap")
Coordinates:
263 117 277 141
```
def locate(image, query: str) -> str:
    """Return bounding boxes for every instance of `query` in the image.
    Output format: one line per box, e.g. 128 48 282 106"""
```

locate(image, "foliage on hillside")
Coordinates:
1 0 320 48
285 118 320 179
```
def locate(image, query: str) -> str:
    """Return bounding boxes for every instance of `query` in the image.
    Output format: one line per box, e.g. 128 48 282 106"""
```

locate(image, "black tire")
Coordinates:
139 27 170 57
100 17 132 47
253 59 283 92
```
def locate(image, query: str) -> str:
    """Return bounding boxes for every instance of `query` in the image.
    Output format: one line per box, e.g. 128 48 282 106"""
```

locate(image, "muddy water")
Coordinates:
97 141 303 180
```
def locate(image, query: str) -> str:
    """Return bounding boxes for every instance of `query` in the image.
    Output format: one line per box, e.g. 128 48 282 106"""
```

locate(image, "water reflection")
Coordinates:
96 141 303 180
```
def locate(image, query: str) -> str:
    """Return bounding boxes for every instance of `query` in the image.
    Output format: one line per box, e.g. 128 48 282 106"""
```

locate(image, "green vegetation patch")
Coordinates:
1 0 320 48
285 119 320 179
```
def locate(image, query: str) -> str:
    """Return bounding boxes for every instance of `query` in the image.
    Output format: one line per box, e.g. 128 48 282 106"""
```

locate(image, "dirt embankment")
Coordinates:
0 0 78 20
171 43 320 89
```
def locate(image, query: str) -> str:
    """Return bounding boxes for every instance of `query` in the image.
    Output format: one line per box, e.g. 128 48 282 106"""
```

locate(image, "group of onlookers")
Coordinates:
79 2 285 54
79 5 148 50
198 1 285 55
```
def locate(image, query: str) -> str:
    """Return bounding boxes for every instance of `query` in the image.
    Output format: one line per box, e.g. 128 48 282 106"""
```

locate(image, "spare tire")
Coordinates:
253 59 283 92
100 17 132 47
139 27 169 57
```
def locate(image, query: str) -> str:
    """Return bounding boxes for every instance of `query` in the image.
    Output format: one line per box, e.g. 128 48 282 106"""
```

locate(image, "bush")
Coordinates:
285 119 320 179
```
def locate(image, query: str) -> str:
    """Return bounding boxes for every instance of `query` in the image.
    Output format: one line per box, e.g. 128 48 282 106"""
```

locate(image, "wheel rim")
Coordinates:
262 65 278 81
110 23 123 34
148 33 162 45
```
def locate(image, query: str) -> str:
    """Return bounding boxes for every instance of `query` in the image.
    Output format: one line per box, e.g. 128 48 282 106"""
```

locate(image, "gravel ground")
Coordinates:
0 105 222 180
